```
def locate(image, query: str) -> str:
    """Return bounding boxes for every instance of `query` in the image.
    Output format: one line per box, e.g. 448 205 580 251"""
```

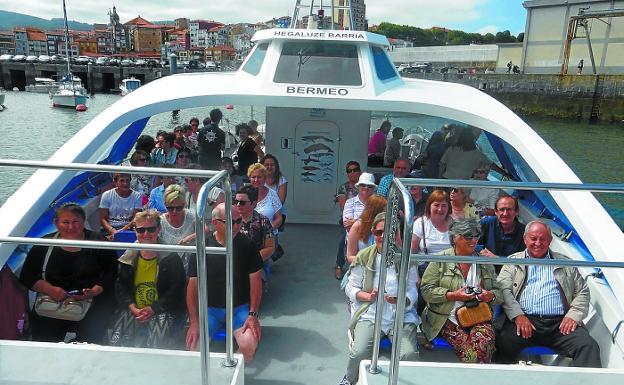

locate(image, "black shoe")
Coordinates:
338 375 352 385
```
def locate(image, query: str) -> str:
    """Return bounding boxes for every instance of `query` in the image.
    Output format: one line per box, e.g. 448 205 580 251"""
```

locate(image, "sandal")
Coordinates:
335 266 344 280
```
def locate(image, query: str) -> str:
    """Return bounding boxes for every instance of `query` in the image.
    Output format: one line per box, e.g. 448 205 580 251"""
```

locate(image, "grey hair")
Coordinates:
524 220 552 237
371 212 386 232
448 217 481 238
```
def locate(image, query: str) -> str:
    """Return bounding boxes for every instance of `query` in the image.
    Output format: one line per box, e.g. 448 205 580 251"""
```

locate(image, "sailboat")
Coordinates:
51 0 88 109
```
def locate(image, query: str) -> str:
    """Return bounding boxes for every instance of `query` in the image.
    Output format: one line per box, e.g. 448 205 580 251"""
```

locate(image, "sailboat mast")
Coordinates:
62 0 74 94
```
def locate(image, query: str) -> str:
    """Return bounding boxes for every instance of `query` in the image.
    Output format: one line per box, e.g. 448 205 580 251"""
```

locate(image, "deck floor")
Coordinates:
208 223 458 385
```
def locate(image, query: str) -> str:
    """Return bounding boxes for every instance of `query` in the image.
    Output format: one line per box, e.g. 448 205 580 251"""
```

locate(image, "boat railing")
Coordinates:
0 158 237 385
373 177 624 385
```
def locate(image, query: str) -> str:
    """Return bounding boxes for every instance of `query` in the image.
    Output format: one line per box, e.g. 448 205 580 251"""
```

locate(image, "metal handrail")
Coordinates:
194 170 237 379
408 253 624 269
0 158 220 179
398 177 624 194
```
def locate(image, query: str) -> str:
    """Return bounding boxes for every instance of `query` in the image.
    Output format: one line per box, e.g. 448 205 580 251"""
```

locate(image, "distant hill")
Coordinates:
0 10 93 31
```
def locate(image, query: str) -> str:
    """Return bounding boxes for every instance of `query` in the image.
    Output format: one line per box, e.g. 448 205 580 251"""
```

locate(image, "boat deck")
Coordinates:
210 223 458 385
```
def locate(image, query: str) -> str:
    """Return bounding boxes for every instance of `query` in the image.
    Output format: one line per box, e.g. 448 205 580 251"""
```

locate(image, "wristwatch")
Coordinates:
248 311 259 318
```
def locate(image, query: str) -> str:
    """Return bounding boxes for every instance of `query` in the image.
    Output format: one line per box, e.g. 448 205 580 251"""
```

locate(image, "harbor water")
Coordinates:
0 90 622 229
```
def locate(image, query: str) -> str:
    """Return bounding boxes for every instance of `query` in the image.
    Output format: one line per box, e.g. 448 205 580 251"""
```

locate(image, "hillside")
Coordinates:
0 10 93 31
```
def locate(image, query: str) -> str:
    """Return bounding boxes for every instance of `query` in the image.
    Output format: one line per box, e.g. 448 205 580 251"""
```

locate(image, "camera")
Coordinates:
464 286 482 295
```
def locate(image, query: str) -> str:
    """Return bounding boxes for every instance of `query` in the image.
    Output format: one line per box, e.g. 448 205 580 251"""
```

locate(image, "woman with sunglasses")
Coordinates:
109 209 186 348
420 217 502 363
159 184 196 275
450 187 479 220
247 163 282 235
466 166 499 217
345 194 387 265
129 149 152 200
235 185 275 263
340 212 420 385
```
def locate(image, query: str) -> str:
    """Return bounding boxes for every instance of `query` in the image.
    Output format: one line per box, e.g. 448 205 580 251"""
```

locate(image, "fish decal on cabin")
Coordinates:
303 165 320 171
302 171 317 177
303 143 333 153
302 156 320 165
301 135 334 143
302 177 316 182
313 152 334 158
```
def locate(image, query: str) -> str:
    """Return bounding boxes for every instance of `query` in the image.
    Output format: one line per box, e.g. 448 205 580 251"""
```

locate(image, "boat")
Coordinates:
1 1 623 384
50 0 88 109
25 78 60 93
119 77 141 96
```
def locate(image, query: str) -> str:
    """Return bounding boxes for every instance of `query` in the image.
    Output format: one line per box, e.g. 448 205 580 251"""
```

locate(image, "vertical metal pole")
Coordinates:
387 179 413 385
222 177 237 367
561 17 576 75
348 0 355 31
582 22 597 74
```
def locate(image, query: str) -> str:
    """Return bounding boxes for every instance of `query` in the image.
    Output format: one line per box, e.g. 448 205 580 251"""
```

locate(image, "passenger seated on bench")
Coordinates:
376 158 410 198
99 173 144 240
128 150 151 201
160 184 196 275
478 195 525 273
450 187 479 220
108 209 186 349
420 217 502 363
20 203 117 343
186 203 263 363
236 185 275 263
334 161 361 279
152 131 178 166
466 166 500 217
339 213 419 385
147 165 177 214
346 194 386 265
496 220 601 367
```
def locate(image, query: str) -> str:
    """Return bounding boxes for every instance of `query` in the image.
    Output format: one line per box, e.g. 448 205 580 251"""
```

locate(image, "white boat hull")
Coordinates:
52 92 87 107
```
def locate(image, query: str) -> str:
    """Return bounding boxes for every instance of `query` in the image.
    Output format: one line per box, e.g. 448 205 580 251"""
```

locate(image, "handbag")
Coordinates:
34 237 92 322
455 264 492 328
456 299 492 328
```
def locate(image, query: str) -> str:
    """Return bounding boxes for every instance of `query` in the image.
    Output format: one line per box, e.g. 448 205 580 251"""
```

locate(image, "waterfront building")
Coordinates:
204 45 236 62
13 28 28 55
0 31 14 55
521 0 624 74
125 16 163 54
108 6 129 54
24 28 47 56
94 28 114 55
45 31 64 56
175 18 190 30
207 25 228 48
189 20 225 48
334 0 367 31
75 37 97 56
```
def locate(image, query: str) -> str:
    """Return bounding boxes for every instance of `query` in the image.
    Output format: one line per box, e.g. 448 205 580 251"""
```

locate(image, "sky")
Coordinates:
0 0 528 34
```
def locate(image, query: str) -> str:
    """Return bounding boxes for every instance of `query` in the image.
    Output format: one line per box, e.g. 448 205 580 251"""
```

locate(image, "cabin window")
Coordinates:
242 43 269 76
371 46 397 81
273 41 361 86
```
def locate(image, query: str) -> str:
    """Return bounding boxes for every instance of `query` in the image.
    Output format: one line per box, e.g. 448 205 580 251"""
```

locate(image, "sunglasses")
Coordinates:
359 184 375 189
177 154 189 159
135 226 158 234
460 233 481 240
233 199 250 206
216 217 243 225
138 158 148 162
346 168 360 174
166 205 184 212
372 229 384 237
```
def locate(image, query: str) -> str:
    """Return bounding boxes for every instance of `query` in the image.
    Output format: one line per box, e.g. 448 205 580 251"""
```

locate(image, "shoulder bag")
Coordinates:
455 264 492 328
34 237 92 322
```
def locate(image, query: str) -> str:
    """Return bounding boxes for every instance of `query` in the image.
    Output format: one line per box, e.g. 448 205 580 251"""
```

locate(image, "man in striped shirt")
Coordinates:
496 220 601 367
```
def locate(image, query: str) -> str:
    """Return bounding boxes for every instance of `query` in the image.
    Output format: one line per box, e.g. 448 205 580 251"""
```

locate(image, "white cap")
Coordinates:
355 172 377 188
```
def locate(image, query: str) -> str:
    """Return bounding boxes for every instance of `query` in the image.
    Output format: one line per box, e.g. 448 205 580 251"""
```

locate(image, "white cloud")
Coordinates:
476 25 499 35
3 0 493 29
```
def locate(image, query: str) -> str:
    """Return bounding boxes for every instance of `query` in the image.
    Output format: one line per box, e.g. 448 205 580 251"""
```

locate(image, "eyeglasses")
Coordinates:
166 205 184 212
359 184 375 189
135 226 158 234
233 199 250 206
346 168 360 174
460 233 481 240
216 217 243 225
372 229 384 237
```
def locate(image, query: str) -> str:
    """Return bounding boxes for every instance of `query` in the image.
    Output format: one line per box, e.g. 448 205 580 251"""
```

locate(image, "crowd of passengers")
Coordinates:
337 122 601 385
2 117 602 375
10 108 285 363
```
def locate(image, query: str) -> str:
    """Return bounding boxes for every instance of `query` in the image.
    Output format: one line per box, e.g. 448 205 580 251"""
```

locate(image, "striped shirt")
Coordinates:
342 196 366 225
518 251 565 317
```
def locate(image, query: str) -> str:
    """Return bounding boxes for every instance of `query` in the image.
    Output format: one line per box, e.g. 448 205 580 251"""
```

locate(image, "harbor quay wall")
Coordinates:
404 73 624 123
0 62 170 93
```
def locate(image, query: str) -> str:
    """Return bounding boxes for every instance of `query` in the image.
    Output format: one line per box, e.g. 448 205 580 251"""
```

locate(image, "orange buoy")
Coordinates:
226 104 234 110
76 104 87 112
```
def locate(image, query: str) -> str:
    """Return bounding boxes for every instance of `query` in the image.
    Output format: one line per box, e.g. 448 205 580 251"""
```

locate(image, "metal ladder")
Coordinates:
290 0 354 30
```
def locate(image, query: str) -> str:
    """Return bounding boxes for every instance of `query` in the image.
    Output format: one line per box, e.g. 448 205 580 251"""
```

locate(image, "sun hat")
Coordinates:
355 172 377 188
